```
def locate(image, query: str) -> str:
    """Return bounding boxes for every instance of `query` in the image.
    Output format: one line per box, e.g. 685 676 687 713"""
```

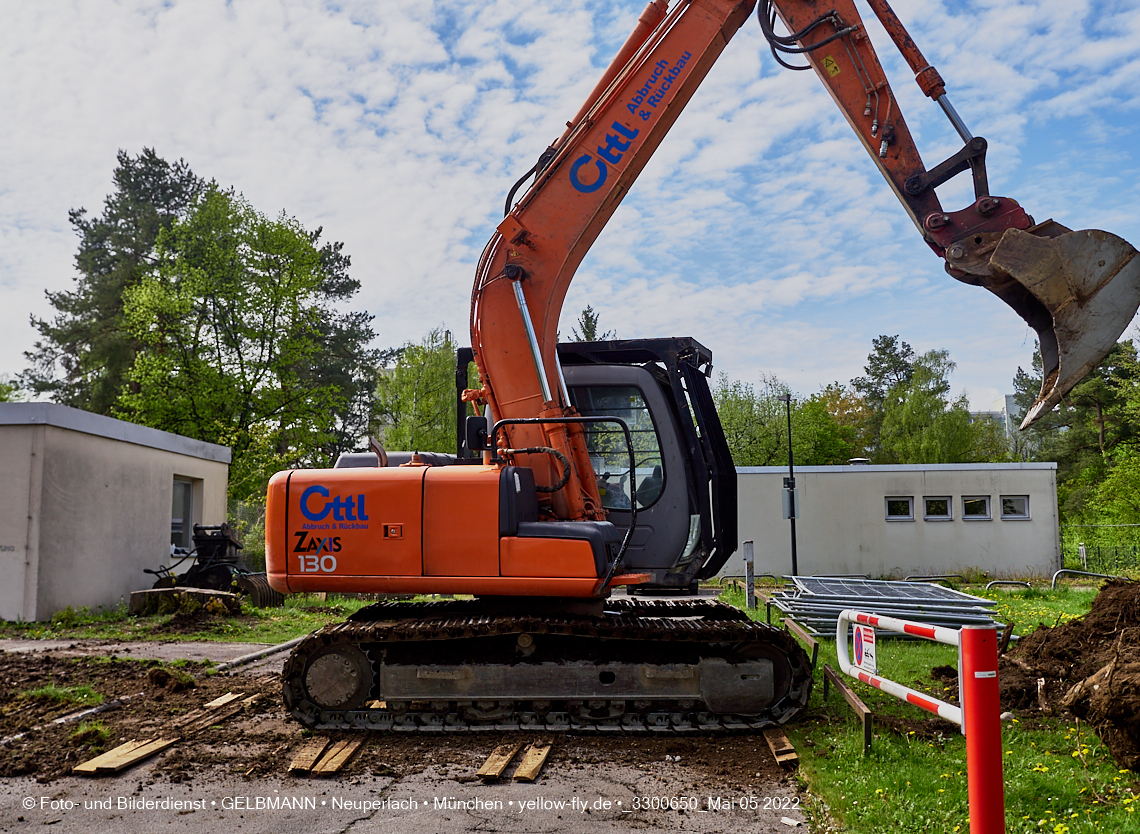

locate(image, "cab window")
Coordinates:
568 385 665 510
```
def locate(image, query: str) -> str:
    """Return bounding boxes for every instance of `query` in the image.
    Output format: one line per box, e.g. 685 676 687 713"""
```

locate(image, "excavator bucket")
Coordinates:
983 225 1140 429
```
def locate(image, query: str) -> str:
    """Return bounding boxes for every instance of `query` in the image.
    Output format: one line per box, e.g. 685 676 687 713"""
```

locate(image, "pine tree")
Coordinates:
22 149 203 413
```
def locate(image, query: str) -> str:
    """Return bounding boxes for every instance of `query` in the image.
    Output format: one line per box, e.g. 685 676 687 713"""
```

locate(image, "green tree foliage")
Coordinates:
818 381 872 457
374 328 461 453
23 149 204 413
570 305 615 342
1013 341 1138 518
0 377 22 402
853 335 915 410
851 335 916 458
115 184 375 499
877 350 977 463
712 374 856 466
849 337 1010 464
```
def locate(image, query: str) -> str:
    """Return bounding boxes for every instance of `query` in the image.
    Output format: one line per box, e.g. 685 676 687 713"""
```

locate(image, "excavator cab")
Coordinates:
557 338 737 589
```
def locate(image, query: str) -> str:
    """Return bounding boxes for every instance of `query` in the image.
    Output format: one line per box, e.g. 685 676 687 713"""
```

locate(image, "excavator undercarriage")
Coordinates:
282 598 812 732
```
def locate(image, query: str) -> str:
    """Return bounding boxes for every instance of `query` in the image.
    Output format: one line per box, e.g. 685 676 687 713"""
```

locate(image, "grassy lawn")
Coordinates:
720 582 1140 833
0 593 376 645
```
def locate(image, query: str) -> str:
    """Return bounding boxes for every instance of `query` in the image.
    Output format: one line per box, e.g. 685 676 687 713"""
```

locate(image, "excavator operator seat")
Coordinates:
499 464 623 578
498 465 539 535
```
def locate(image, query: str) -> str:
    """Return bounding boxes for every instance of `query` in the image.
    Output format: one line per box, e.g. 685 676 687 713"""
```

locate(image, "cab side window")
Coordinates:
569 385 665 510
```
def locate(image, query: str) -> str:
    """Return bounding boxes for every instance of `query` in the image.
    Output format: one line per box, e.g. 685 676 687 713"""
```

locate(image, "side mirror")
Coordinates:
465 415 488 452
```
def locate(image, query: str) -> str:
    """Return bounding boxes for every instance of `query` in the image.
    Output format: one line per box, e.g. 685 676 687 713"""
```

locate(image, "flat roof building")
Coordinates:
727 463 1059 580
0 403 230 621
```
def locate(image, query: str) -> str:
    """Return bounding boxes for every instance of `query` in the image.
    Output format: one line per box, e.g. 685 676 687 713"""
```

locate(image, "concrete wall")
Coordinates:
0 425 37 624
0 404 230 621
724 463 1060 580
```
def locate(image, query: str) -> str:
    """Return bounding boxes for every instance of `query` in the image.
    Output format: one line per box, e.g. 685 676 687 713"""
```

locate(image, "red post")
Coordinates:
960 626 1005 833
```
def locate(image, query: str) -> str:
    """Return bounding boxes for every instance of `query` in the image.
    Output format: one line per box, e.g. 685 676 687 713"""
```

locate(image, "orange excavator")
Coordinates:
266 0 1140 731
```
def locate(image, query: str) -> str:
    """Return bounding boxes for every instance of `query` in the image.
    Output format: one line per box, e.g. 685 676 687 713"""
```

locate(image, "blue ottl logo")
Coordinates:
569 122 640 194
299 485 370 522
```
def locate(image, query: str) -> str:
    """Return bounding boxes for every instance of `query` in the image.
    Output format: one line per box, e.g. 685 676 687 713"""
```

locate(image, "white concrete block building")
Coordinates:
0 403 230 621
726 463 1059 580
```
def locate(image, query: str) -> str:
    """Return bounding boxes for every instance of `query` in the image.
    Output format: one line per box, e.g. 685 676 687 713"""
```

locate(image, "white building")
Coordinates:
726 463 1059 580
0 403 230 621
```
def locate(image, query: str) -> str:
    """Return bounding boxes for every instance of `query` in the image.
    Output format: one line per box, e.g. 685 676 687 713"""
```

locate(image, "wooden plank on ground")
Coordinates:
762 728 798 767
73 737 178 775
73 740 148 774
477 743 523 779
823 664 873 755
288 738 332 775
178 701 248 736
203 692 244 710
311 739 364 775
512 742 552 782
169 692 244 730
784 618 819 668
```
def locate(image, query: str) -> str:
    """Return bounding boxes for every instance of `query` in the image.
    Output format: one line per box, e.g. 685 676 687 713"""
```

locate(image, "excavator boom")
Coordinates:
473 0 1140 486
766 0 1140 427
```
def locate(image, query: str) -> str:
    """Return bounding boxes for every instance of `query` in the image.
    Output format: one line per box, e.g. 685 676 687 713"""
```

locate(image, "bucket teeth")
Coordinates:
985 228 1140 428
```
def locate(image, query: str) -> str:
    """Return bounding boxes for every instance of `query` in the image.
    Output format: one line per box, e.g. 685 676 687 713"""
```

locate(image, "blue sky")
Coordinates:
2 0 1139 411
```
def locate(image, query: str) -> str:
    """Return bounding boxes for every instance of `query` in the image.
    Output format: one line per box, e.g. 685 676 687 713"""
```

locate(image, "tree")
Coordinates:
851 334 916 458
23 149 204 413
877 349 978 464
116 184 375 499
713 374 856 466
852 335 915 410
374 328 462 453
818 381 872 457
283 236 380 467
1013 340 1138 518
570 305 615 341
0 377 22 402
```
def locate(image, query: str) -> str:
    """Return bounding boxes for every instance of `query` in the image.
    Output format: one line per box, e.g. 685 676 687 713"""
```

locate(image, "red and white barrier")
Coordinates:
836 609 1005 834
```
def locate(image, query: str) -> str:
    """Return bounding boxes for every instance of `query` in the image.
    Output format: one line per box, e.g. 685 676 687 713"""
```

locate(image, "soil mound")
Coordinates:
1001 580 1140 769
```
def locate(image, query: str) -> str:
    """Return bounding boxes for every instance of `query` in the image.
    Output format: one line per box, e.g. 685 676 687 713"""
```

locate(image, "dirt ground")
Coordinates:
917 579 1140 770
0 646 797 793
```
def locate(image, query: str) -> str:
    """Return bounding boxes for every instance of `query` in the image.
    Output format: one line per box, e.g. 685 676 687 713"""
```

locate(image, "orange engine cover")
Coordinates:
265 464 607 597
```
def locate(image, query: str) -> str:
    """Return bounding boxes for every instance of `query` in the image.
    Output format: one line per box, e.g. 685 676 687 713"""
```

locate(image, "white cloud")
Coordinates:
2 0 1139 414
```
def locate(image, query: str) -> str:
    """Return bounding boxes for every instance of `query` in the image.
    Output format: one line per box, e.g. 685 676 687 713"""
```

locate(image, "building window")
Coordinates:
885 496 914 521
923 496 952 521
1001 495 1030 519
962 495 991 520
171 478 194 550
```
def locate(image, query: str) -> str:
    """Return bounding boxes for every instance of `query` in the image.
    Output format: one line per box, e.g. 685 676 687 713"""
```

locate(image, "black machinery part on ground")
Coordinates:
146 523 284 608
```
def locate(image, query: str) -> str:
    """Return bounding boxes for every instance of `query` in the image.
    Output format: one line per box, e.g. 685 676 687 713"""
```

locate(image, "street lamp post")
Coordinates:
778 393 799 576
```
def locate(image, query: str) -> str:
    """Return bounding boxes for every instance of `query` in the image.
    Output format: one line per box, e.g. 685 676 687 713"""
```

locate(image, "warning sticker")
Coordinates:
823 55 841 77
853 625 877 674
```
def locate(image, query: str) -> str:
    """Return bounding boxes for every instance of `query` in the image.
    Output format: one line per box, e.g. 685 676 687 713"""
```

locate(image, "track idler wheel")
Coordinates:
302 644 373 711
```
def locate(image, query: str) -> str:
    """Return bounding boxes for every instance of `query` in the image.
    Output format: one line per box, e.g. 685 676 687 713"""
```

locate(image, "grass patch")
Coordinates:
21 683 104 707
69 720 111 748
979 584 1099 637
1 594 388 644
724 582 1140 833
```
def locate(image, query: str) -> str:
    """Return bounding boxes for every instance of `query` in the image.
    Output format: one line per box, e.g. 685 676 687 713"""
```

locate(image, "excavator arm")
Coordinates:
470 0 1140 518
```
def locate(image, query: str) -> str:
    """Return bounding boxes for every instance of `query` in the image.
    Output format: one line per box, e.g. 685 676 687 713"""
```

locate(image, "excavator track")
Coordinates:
281 599 812 733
